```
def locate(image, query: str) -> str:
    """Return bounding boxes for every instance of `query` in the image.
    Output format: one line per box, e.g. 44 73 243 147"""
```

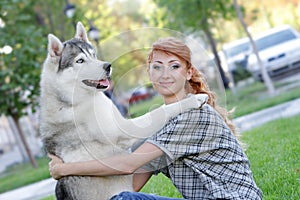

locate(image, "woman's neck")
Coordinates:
163 92 187 105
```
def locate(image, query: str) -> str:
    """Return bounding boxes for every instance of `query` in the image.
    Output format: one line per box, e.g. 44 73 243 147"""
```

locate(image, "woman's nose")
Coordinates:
161 67 170 77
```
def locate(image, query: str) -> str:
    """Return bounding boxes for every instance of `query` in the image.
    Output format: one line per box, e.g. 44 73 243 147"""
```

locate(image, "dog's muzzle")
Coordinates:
82 79 110 89
82 62 111 90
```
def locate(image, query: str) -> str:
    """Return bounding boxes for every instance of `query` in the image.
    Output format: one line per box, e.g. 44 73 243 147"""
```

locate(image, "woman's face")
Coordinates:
149 51 192 103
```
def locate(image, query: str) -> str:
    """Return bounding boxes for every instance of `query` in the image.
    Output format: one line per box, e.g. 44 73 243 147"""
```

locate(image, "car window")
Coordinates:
224 42 250 59
255 29 297 51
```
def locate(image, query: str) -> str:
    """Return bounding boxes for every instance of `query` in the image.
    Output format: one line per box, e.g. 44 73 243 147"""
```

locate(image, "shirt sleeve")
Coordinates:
147 105 227 164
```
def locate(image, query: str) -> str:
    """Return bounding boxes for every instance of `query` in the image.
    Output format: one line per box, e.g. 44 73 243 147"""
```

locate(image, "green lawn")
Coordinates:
0 157 50 194
241 115 300 200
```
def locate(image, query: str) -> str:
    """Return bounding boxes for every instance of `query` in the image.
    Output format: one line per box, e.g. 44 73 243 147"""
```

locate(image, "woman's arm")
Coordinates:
49 142 163 180
133 171 153 192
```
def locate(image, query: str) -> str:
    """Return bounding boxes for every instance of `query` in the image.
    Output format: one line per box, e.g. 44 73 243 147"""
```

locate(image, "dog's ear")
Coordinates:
48 34 63 57
75 22 90 43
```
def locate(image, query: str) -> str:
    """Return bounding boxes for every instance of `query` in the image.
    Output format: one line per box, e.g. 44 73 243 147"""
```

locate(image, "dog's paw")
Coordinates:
189 93 208 108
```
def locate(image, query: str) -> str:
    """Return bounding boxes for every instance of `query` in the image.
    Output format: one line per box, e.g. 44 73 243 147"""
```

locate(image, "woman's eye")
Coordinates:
76 58 84 63
170 64 180 70
152 65 162 70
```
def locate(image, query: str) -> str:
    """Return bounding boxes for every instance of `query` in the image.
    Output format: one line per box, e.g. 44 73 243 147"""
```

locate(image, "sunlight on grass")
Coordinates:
141 173 182 197
241 115 300 200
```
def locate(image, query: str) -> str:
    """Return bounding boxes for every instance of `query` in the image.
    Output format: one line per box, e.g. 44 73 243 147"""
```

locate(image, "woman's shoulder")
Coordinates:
170 103 215 121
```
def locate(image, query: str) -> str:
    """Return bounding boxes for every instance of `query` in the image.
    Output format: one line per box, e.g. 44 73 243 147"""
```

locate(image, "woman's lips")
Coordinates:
159 82 174 87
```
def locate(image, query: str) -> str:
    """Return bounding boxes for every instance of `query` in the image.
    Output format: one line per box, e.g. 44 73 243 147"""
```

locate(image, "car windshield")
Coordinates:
224 42 250 59
255 29 297 51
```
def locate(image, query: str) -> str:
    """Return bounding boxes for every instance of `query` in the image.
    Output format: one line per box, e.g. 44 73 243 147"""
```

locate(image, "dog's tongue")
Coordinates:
99 79 110 87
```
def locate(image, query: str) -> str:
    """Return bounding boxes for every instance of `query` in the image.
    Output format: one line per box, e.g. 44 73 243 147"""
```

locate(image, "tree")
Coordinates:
0 0 47 167
233 0 275 95
152 0 238 89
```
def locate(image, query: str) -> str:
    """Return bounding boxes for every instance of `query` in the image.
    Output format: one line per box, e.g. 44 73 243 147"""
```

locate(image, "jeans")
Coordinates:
110 191 184 200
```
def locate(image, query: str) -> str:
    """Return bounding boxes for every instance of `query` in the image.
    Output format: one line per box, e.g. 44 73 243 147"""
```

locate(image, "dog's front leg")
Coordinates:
116 94 208 142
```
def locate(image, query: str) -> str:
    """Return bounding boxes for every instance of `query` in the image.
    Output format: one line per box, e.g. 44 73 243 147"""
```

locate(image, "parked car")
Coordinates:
222 37 250 72
246 25 300 81
222 37 251 82
128 87 152 104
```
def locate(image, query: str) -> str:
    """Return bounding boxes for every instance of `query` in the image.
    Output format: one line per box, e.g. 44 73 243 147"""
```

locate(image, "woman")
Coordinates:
49 37 262 199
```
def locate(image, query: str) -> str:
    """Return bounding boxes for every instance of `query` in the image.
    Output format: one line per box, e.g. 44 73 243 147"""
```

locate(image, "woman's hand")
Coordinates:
48 154 64 180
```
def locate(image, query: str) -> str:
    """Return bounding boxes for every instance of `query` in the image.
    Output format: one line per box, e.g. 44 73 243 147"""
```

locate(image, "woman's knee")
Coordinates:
110 191 135 200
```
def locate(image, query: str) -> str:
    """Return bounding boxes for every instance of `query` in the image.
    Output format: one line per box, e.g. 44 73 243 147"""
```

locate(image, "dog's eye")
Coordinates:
76 59 84 63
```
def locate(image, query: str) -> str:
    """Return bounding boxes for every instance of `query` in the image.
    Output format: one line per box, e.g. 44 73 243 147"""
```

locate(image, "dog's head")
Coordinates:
44 22 111 92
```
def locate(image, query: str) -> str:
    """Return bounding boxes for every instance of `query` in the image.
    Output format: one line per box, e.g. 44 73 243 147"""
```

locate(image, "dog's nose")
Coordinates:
103 63 111 73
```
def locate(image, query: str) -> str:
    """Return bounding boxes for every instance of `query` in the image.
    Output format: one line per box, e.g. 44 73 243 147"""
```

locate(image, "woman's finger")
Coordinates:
48 154 63 163
47 153 57 160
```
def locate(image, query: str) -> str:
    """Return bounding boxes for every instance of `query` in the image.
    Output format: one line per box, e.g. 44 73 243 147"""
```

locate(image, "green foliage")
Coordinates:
153 0 236 32
0 0 46 118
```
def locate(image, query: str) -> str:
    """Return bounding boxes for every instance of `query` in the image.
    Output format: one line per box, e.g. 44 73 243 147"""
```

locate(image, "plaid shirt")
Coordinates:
146 104 262 200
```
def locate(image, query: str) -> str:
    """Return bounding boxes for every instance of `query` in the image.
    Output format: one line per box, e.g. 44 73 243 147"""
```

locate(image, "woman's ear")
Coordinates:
187 67 194 80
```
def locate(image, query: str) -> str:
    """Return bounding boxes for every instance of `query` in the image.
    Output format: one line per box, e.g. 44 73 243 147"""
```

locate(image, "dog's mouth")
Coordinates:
82 79 110 89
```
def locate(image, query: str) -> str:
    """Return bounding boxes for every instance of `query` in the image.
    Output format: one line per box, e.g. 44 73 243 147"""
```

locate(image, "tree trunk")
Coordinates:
11 114 38 168
7 116 27 161
233 0 275 95
203 24 229 89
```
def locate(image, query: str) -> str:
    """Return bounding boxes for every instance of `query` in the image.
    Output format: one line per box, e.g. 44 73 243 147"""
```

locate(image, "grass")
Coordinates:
0 157 50 193
141 173 182 197
225 81 300 118
241 115 300 200
128 95 163 118
1 80 300 199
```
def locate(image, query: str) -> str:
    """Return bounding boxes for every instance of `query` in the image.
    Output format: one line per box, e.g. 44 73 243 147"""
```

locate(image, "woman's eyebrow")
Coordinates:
152 59 180 64
168 59 180 63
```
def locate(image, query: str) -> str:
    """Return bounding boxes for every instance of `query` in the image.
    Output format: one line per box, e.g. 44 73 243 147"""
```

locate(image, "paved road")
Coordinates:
0 147 23 173
1 97 300 200
0 178 56 200
233 98 300 132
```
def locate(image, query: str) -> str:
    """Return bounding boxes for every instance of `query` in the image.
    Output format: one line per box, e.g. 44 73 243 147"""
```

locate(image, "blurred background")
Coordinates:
0 0 300 199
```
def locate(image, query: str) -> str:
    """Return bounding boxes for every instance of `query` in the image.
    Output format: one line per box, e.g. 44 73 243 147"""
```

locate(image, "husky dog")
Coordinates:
40 22 207 200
